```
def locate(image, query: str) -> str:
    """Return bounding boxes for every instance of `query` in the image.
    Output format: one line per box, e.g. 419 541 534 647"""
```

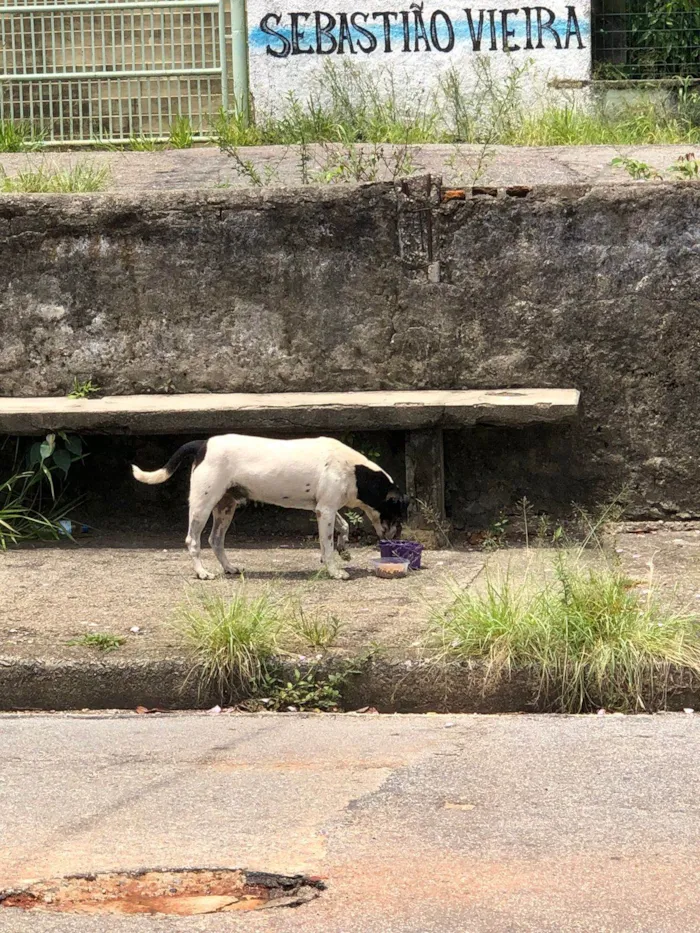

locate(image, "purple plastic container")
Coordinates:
379 540 424 570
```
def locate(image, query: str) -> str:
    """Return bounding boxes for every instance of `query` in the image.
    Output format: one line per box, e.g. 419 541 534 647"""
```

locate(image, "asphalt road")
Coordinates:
2 712 699 932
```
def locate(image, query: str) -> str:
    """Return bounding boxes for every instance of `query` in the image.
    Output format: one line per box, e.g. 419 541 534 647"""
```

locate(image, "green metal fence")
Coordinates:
593 0 700 79
0 0 247 143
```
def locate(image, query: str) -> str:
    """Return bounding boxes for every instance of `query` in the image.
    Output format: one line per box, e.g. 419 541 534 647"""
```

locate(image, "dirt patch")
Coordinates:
0 868 324 915
0 540 486 661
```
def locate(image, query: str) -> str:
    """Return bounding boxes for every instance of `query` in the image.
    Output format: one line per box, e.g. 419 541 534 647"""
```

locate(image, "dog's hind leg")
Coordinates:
334 512 350 559
209 491 240 576
186 464 229 581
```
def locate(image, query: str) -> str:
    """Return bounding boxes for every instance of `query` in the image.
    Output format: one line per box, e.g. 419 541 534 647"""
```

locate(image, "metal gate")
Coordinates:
0 0 242 143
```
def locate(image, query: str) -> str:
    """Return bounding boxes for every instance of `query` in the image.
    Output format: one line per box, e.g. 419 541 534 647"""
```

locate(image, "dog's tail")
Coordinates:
131 439 206 485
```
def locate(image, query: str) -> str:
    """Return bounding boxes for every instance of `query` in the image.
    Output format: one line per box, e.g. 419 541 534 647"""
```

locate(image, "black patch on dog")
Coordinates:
228 484 249 502
355 466 409 526
193 440 208 468
161 439 206 477
214 490 238 513
355 465 392 511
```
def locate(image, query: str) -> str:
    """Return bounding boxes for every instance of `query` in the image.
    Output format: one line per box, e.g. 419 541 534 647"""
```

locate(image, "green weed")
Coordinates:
70 633 125 652
482 514 510 551
256 663 350 711
129 135 165 151
669 152 700 178
611 155 662 180
68 377 101 399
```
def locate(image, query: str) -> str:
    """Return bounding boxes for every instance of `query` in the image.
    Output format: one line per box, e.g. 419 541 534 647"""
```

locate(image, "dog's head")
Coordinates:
355 465 409 540
379 489 410 540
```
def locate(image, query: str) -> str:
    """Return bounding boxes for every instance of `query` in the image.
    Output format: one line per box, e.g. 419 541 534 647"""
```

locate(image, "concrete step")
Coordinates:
0 389 580 435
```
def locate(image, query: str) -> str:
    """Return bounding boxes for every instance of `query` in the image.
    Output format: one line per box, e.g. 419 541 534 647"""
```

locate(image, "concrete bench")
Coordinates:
0 389 580 520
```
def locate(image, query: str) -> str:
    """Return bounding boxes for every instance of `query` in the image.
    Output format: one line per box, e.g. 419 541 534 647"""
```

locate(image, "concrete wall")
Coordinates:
247 0 591 116
2 179 699 524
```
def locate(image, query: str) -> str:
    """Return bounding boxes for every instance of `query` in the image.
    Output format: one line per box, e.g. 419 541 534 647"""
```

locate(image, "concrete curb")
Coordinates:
1 656 699 713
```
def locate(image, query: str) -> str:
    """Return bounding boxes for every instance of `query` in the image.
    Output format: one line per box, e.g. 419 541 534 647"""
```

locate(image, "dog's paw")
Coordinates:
196 569 216 581
328 567 350 581
224 566 241 576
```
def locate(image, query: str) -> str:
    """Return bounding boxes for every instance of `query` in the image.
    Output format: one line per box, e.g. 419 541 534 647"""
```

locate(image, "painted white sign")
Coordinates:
247 0 591 115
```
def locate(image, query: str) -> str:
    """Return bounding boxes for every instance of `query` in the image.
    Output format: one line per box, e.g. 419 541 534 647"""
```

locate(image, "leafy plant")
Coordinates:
0 470 74 548
626 0 700 78
69 633 125 652
27 432 85 490
482 513 509 551
256 662 353 712
68 377 101 399
669 152 700 178
0 432 85 547
611 156 662 180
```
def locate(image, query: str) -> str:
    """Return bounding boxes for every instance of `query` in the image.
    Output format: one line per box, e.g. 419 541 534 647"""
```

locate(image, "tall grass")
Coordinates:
432 554 700 712
175 590 281 701
0 120 44 152
214 60 700 151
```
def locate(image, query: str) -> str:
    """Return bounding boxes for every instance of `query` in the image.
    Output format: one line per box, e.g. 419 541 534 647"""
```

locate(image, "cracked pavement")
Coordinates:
2 711 699 932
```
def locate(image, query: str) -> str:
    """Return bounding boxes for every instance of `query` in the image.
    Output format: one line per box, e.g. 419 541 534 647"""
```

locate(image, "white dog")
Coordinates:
132 434 408 580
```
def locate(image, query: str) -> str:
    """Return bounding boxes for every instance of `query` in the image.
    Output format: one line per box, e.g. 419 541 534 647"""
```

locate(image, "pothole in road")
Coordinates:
0 868 325 916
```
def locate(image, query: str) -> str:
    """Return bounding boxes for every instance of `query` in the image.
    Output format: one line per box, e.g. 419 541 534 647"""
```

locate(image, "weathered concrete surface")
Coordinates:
2 179 700 519
1 712 700 932
0 389 580 435
0 143 696 189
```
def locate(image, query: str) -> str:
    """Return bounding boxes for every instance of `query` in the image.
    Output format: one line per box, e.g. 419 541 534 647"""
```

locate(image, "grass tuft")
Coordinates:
0 120 44 152
68 377 101 399
432 554 700 712
286 606 344 650
0 162 110 193
168 116 195 149
174 589 281 701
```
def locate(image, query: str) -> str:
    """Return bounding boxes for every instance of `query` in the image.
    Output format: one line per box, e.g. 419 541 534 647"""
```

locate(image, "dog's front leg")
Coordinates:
316 507 349 580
